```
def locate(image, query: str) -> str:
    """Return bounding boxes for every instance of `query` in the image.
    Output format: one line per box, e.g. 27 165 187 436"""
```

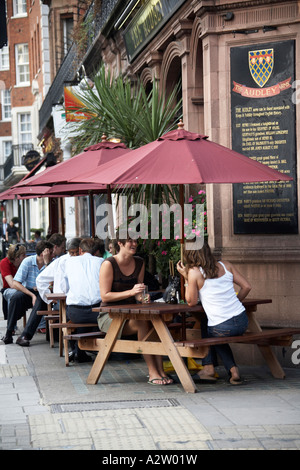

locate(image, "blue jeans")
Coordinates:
202 311 248 373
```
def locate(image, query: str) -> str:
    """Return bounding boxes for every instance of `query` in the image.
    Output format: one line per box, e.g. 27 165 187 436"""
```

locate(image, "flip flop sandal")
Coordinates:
161 375 174 385
228 377 244 385
147 378 166 386
192 374 217 384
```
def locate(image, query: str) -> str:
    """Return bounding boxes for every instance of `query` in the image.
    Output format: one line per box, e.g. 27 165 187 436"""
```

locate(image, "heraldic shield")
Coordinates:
249 49 274 87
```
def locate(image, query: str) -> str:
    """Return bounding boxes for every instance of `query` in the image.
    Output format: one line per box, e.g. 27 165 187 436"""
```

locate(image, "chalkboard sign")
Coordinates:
231 40 298 234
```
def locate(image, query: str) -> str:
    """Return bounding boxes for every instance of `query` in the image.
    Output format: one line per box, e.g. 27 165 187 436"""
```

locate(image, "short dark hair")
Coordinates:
48 233 66 247
36 240 53 256
79 238 95 254
91 238 105 256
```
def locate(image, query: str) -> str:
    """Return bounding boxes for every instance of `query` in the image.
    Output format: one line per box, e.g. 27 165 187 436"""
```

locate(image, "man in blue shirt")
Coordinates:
1 240 54 345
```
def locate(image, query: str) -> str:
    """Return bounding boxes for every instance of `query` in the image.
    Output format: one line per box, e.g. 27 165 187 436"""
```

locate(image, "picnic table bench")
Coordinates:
70 298 300 393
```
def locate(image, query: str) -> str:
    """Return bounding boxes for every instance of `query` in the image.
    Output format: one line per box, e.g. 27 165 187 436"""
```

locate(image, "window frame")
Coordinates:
1 89 11 121
0 45 9 71
12 0 27 17
15 43 30 86
18 112 32 145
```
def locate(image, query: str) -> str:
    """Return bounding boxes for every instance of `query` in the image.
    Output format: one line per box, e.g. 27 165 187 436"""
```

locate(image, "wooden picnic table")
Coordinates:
75 298 295 393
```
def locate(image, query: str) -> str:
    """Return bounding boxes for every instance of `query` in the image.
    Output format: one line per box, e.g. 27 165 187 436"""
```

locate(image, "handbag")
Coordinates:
163 275 180 303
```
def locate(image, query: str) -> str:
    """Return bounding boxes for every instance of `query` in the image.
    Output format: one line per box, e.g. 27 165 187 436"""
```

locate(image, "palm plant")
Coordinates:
68 65 182 206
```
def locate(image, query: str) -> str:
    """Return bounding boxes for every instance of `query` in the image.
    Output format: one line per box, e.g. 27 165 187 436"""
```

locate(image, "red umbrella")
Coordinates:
7 137 130 236
0 183 108 200
70 126 292 185
13 137 129 189
69 123 292 296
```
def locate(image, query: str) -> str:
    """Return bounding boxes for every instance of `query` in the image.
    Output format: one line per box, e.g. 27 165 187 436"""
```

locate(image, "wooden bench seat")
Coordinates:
49 322 98 330
64 331 105 341
49 321 99 367
36 310 59 347
175 328 300 348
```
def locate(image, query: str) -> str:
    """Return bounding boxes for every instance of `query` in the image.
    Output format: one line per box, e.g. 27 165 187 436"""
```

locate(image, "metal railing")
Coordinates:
2 143 34 180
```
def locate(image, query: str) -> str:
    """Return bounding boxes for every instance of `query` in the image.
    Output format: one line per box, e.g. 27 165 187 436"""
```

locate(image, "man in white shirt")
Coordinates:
64 238 104 362
36 237 82 304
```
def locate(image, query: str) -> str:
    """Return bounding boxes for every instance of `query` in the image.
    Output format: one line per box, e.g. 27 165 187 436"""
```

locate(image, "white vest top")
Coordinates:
198 261 245 326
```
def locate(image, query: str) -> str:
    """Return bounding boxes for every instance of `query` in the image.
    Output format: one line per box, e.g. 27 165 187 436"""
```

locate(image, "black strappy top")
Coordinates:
100 256 144 307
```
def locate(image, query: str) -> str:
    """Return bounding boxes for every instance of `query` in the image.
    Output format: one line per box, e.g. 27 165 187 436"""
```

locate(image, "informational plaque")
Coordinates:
231 40 297 234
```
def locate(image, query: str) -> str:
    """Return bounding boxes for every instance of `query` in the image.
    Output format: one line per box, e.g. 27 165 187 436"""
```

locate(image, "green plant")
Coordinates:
67 65 182 208
138 190 207 281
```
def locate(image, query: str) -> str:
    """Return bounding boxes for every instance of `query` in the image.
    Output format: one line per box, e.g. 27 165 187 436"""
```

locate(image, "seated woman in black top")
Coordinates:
98 232 173 386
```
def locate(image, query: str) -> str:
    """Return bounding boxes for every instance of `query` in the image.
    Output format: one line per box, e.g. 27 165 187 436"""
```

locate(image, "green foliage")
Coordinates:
67 65 183 209
138 190 207 280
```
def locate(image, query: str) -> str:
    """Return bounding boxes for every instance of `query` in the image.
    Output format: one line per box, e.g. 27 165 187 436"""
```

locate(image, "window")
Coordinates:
18 113 32 144
13 0 27 16
3 141 12 159
62 17 74 55
15 43 30 85
1 90 11 120
1 141 12 165
0 45 9 71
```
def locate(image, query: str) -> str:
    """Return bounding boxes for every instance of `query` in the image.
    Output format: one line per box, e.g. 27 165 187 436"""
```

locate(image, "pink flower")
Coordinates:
188 196 193 202
161 251 167 255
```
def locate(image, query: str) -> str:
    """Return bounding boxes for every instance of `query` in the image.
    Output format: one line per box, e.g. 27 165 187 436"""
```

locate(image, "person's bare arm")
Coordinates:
99 260 145 303
177 261 204 307
224 261 251 301
11 280 37 306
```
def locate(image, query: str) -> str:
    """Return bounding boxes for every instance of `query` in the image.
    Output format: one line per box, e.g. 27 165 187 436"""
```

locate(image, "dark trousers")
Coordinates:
202 311 248 373
6 289 47 339
66 303 100 354
1 288 8 320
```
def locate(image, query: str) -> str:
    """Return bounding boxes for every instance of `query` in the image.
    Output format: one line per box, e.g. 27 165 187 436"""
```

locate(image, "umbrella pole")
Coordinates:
89 193 95 237
107 184 115 241
60 198 65 237
179 184 185 301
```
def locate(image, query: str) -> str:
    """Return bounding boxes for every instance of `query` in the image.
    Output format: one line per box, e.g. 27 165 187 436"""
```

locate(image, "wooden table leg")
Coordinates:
247 309 285 379
151 316 197 393
86 316 124 385
58 302 63 357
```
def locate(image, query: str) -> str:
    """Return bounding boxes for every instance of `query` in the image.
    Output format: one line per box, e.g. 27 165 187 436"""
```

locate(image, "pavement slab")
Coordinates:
1 315 300 451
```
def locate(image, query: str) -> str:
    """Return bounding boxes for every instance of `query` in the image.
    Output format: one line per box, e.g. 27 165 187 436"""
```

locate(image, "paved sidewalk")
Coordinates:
0 314 300 451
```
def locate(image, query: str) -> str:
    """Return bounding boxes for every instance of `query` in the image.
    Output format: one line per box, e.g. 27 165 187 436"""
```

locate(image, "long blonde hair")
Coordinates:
183 241 219 279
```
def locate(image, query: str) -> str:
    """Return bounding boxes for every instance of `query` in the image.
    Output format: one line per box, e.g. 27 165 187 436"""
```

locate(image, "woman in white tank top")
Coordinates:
177 242 251 385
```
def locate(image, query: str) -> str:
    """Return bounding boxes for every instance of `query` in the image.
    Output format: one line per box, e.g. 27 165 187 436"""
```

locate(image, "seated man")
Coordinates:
36 237 82 304
0 244 26 320
36 233 66 332
64 238 104 362
1 241 54 345
47 233 66 259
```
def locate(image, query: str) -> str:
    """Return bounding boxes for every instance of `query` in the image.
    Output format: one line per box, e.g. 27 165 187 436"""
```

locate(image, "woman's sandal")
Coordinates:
228 376 244 385
148 378 167 386
192 373 217 384
162 375 174 385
